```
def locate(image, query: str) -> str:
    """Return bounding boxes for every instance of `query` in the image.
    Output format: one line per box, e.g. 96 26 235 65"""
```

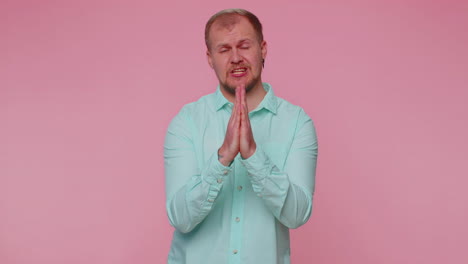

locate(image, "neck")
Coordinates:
221 81 267 112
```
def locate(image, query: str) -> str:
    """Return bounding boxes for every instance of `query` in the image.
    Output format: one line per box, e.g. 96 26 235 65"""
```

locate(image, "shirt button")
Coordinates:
223 170 229 175
233 249 238 254
235 217 240 222
217 178 222 184
237 185 243 191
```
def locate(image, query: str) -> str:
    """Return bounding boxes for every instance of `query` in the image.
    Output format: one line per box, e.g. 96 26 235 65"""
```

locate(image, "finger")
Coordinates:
233 105 239 129
241 103 249 129
239 88 245 128
232 88 241 129
235 84 239 108
241 87 249 119
236 85 242 109
229 87 239 122
238 87 244 127
239 85 242 107
242 105 252 134
237 85 242 110
240 100 245 123
236 93 242 126
244 85 248 109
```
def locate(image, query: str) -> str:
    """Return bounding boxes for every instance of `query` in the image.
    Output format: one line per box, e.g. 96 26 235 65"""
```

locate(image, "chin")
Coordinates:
222 79 258 95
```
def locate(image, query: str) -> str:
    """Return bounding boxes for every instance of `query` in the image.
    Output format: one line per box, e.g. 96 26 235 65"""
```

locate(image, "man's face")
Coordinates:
207 16 267 94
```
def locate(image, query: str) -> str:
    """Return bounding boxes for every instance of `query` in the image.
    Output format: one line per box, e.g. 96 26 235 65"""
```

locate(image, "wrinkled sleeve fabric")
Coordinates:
240 108 318 229
164 107 232 233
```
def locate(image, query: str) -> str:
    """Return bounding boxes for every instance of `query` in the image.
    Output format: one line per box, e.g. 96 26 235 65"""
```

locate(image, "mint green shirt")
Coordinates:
164 83 318 264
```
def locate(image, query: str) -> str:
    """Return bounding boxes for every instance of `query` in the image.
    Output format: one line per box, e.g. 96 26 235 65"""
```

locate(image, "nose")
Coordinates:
230 49 243 64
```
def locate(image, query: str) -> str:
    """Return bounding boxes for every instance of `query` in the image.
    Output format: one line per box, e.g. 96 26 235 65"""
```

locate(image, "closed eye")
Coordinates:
219 47 230 53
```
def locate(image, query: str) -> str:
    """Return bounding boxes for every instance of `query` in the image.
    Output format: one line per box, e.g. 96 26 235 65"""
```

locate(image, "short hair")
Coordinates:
205 9 263 50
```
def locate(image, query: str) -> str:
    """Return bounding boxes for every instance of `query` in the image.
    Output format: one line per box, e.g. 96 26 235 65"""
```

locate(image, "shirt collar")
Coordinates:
214 85 231 111
214 82 278 114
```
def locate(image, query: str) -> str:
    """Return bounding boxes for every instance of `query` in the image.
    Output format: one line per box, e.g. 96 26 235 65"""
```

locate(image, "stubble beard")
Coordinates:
220 75 260 96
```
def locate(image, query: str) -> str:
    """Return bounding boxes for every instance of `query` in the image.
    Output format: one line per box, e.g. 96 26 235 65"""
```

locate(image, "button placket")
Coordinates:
228 157 246 262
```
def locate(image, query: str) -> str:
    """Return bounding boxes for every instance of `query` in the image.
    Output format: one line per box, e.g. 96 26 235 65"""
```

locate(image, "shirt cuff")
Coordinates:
240 145 275 183
202 152 233 185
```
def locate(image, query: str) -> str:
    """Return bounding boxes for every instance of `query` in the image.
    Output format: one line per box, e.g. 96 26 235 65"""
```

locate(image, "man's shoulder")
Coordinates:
176 92 217 117
274 95 309 118
272 96 316 135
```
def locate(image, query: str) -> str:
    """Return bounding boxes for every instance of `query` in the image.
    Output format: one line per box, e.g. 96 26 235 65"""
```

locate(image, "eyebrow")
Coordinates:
215 38 252 49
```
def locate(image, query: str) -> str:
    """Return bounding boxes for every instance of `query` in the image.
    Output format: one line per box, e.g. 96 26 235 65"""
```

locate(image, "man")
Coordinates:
164 9 318 264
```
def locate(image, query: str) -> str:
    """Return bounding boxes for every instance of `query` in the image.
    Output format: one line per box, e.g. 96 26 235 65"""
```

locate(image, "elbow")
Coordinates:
285 209 312 229
282 197 314 229
166 201 196 234
286 222 305 229
167 210 195 234
289 213 313 229
170 219 195 234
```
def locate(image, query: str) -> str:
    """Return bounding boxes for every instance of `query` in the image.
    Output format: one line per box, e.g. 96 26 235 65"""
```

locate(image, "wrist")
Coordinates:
218 148 234 166
241 143 256 160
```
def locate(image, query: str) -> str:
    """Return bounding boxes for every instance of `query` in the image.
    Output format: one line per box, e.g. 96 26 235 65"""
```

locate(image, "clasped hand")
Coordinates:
218 85 256 166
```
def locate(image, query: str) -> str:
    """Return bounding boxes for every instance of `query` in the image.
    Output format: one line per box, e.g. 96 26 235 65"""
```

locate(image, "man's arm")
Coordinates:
241 109 318 229
164 107 233 233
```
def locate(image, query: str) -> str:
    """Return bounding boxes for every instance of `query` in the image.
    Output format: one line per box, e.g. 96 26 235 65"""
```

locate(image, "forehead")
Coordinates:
209 15 257 45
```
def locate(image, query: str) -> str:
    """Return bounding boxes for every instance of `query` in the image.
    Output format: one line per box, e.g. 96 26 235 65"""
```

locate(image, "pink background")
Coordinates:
2 0 468 263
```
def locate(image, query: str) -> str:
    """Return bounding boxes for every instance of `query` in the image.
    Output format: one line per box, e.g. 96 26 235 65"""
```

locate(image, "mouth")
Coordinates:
230 67 247 77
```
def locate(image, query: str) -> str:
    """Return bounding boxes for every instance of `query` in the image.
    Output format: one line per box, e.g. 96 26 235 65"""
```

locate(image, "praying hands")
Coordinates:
218 84 257 166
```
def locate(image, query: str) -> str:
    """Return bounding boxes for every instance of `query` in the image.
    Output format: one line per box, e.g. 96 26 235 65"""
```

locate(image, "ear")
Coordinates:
261 40 267 60
206 50 214 69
